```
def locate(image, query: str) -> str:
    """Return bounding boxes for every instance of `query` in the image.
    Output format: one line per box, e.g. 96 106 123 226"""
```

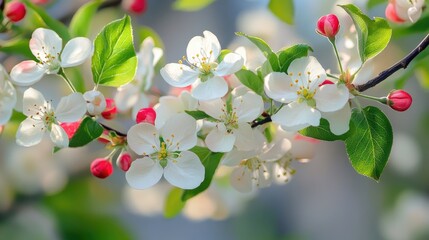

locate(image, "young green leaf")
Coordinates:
345 106 393 181
278 44 313 73
299 118 350 141
234 69 265 96
69 0 104 37
69 117 104 148
172 0 215 11
164 188 185 218
268 0 294 24
182 146 223 201
24 0 71 41
236 32 274 56
340 4 391 63
92 15 137 87
185 110 212 120
366 0 386 9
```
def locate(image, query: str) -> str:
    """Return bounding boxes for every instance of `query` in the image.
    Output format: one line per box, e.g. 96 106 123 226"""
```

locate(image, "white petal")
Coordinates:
22 88 46 117
164 151 205 189
234 123 261 151
29 28 62 63
272 102 321 131
114 83 139 112
160 63 199 87
408 7 422 22
264 72 298 103
60 37 92 67
288 56 326 89
214 53 244 76
50 123 69 148
230 166 253 193
127 123 160 155
154 96 184 129
179 91 198 110
205 125 236 152
234 46 247 64
0 108 13 125
198 98 224 120
222 148 258 166
126 157 163 189
161 113 197 151
153 47 163 66
191 76 228 101
83 90 106 115
10 60 46 86
16 118 45 147
131 93 150 121
186 31 221 62
55 93 86 122
233 92 264 123
314 84 349 112
323 103 352 135
259 138 291 162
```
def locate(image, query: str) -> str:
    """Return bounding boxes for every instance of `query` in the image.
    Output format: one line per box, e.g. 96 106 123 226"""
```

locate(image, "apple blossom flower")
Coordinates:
160 30 244 101
16 88 86 148
10 28 92 86
114 37 163 118
393 0 425 23
264 56 349 133
0 66 17 125
83 90 106 116
126 113 204 189
199 88 264 152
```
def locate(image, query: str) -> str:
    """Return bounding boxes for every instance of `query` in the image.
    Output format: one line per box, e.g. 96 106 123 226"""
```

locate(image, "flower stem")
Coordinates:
356 93 387 104
329 38 344 74
58 69 77 93
327 73 339 80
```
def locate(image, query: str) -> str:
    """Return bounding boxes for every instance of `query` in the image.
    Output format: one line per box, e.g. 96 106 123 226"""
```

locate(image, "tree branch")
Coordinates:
99 122 127 137
251 116 272 128
354 33 429 92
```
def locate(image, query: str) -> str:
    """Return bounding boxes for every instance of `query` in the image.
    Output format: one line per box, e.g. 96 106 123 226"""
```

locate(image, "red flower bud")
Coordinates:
60 121 81 139
136 107 156 124
387 89 412 112
90 158 113 179
385 3 406 23
316 14 340 38
117 152 132 172
5 1 26 23
101 98 117 120
122 0 147 14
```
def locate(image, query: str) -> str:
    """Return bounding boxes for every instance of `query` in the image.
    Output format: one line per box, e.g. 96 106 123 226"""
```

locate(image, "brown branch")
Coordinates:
354 33 429 92
99 122 127 137
251 116 272 128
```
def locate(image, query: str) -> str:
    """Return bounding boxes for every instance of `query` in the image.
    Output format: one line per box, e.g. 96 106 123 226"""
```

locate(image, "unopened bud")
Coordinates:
387 89 412 112
60 121 81 139
385 3 406 23
90 158 113 179
101 98 117 120
122 0 147 14
5 1 26 23
316 14 340 39
136 107 156 124
117 152 132 171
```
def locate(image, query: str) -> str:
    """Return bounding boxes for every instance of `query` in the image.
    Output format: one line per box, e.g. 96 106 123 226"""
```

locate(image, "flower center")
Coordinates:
157 142 168 160
35 45 61 73
288 71 321 107
178 49 217 82
220 105 239 133
27 101 56 131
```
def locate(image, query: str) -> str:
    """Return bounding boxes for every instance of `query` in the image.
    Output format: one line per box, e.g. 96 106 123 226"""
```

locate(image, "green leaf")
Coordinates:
185 110 211 120
92 15 137 87
340 4 392 63
366 0 386 9
345 106 393 181
267 52 280 72
69 117 104 147
23 0 71 41
278 44 313 73
182 146 223 201
234 69 265 96
164 188 185 218
69 0 104 37
0 37 34 59
299 118 351 141
268 0 294 24
172 0 215 11
217 49 231 62
236 32 274 56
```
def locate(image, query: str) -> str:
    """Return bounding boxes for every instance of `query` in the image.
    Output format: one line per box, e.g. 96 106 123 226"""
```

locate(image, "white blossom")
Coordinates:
83 90 106 115
0 65 17 125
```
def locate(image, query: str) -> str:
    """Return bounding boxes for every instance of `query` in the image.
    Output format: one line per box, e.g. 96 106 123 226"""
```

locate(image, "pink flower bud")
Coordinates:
101 98 117 120
5 1 26 23
136 107 156 124
98 130 111 144
387 89 412 112
122 0 147 14
60 121 82 139
90 158 113 179
319 79 334 87
117 152 132 171
385 3 406 23
316 14 340 38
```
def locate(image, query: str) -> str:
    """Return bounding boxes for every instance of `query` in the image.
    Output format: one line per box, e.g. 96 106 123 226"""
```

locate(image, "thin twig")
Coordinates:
354 34 429 92
99 122 127 137
251 116 272 128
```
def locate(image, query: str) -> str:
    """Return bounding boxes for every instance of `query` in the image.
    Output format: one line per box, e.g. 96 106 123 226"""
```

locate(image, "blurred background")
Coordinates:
1 0 429 239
